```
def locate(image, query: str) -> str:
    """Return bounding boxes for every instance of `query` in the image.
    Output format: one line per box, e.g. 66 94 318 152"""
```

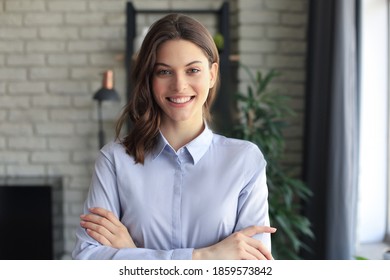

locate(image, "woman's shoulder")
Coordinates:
211 133 265 159
98 140 132 163
100 140 125 154
210 133 267 174
212 133 258 148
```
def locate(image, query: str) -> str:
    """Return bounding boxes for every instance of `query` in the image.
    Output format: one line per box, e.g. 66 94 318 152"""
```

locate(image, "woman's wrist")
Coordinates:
192 247 210 260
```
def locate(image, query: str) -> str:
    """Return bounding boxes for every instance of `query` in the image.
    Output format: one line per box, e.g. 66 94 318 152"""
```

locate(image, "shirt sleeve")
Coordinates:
234 144 272 251
71 146 194 260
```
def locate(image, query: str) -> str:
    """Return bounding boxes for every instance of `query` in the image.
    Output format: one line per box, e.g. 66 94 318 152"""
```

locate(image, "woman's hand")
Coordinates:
192 225 276 260
80 207 136 249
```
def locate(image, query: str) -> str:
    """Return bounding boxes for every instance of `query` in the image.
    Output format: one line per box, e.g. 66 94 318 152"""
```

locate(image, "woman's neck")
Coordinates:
160 119 205 151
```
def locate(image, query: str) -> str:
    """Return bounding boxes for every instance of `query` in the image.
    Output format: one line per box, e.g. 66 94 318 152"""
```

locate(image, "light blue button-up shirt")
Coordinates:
72 126 270 259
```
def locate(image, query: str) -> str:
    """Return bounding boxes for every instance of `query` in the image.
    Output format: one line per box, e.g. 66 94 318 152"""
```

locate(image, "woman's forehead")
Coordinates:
155 39 208 66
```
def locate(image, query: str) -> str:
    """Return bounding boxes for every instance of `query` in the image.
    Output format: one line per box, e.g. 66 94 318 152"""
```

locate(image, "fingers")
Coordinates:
239 238 266 260
79 208 119 246
85 228 112 246
80 213 117 235
231 231 273 260
80 215 117 245
79 207 136 249
80 214 114 246
240 225 277 237
88 207 122 227
234 226 277 260
200 227 275 260
245 235 273 260
80 207 122 234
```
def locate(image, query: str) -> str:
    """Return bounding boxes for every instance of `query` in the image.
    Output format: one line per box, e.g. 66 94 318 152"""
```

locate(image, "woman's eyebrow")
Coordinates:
185 61 203 66
154 61 203 68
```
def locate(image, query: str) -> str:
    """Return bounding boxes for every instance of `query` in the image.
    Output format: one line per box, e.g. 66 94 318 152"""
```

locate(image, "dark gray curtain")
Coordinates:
303 0 359 259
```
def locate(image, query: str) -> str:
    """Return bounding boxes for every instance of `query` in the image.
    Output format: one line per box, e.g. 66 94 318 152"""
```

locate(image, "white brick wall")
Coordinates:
0 0 308 258
236 0 308 172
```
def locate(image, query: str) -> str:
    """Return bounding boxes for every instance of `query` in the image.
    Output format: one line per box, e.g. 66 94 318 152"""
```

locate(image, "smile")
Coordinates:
167 96 195 104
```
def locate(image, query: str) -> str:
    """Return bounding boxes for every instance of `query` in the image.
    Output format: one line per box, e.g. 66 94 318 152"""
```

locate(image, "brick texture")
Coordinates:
236 0 308 174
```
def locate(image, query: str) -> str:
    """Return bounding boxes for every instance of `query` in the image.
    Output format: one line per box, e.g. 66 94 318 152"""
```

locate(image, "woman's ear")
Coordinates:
209 62 219 88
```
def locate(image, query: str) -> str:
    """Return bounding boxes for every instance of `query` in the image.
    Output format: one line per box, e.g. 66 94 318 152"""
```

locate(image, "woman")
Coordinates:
72 13 276 260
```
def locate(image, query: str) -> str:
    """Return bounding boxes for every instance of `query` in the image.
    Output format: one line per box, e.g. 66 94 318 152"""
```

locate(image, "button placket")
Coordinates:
171 155 183 248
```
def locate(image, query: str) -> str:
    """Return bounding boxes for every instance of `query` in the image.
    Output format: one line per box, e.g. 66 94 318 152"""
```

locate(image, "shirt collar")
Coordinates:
152 124 213 165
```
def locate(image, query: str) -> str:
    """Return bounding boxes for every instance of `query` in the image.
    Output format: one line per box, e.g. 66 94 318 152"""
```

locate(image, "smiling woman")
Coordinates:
72 13 276 260
152 39 218 149
116 13 221 164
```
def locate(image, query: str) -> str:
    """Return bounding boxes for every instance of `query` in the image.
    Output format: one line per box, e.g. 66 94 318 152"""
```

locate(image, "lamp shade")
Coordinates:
93 88 120 102
93 70 120 102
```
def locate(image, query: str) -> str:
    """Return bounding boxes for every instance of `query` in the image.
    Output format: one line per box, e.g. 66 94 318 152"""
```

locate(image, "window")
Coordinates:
356 0 389 259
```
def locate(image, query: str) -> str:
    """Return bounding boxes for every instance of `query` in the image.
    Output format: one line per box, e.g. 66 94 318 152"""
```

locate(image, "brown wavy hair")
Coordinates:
115 13 220 164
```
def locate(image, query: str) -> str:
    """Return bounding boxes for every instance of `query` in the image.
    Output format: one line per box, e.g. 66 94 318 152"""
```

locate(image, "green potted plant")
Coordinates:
232 65 314 259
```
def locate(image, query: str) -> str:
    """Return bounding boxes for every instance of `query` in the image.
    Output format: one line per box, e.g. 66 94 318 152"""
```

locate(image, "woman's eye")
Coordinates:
188 68 200 74
157 69 171 75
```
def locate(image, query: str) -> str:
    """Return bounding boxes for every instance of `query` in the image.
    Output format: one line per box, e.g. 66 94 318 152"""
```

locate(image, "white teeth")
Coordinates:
168 96 192 104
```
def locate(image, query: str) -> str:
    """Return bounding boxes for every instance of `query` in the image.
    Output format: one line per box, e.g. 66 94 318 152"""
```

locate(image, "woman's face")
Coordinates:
152 39 218 128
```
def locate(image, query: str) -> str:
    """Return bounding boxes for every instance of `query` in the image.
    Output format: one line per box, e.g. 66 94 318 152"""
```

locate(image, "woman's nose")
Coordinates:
172 73 187 92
